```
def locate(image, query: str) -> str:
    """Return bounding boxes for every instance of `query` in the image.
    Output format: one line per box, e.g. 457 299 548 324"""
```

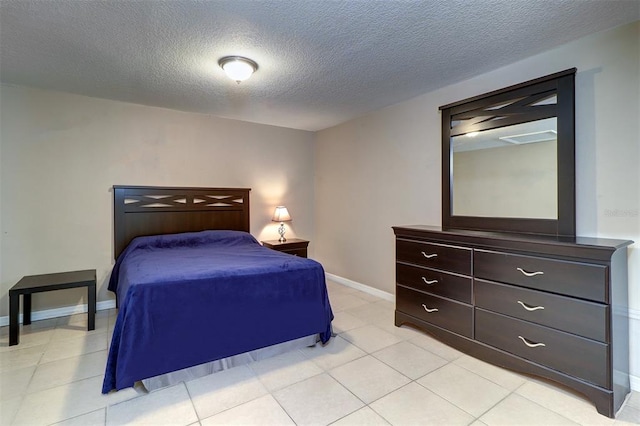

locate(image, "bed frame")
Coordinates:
113 185 251 259
106 185 331 393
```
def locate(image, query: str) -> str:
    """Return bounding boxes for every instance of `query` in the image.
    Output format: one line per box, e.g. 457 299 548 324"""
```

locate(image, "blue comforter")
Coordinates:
102 230 333 393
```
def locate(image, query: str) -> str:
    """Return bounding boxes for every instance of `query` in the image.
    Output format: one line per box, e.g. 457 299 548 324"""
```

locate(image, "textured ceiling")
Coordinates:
1 1 638 131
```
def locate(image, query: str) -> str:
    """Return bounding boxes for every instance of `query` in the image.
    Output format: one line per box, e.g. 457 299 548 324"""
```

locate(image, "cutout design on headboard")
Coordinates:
122 193 245 209
113 186 251 259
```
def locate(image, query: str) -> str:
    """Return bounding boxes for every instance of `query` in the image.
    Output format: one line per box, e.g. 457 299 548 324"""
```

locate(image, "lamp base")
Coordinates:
278 222 286 242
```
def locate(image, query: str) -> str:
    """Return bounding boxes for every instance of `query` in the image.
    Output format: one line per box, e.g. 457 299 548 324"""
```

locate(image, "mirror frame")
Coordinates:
440 68 576 237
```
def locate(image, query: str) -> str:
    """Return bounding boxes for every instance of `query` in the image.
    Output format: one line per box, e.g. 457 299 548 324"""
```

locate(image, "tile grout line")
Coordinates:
511 382 597 425
44 407 106 426
180 381 201 425
473 390 514 423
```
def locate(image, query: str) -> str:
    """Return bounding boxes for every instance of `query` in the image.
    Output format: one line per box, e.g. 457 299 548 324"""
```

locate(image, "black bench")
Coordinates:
9 269 96 346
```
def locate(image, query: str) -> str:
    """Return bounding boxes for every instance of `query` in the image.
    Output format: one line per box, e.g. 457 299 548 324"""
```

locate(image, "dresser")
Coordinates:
393 225 633 418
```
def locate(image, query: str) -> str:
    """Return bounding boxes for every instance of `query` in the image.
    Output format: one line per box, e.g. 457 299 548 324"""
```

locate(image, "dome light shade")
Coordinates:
218 56 258 83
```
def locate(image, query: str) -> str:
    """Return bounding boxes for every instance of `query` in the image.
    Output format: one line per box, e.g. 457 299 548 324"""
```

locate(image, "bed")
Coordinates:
102 186 333 393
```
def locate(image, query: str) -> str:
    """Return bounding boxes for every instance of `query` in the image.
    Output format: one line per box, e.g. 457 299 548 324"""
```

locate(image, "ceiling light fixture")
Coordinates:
218 56 258 83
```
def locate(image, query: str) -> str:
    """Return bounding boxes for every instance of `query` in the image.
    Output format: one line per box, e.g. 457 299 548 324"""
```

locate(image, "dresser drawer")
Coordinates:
474 250 608 302
475 309 609 388
396 286 472 337
475 279 608 342
397 263 471 303
396 239 471 275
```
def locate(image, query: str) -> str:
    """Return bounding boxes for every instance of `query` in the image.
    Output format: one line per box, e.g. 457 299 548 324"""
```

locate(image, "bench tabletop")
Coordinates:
10 269 96 293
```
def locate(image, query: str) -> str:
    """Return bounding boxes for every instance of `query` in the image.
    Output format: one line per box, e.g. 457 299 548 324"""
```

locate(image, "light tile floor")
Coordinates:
1 279 639 425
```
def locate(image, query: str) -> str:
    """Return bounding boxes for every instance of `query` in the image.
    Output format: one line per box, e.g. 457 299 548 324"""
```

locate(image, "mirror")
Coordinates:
440 69 576 237
452 117 557 219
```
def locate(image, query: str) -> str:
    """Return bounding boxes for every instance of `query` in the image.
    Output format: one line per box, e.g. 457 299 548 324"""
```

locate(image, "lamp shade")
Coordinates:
272 206 291 222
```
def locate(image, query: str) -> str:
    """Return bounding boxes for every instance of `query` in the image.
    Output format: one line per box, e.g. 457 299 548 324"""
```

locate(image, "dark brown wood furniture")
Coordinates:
395 69 633 419
440 69 576 237
393 225 632 418
261 238 309 258
9 269 96 346
114 186 251 259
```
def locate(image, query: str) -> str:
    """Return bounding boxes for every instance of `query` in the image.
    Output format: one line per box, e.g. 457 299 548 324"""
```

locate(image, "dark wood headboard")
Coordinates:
113 185 251 259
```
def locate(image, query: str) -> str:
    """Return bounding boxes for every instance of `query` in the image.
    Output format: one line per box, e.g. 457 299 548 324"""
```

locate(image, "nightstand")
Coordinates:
9 269 96 346
261 238 309 258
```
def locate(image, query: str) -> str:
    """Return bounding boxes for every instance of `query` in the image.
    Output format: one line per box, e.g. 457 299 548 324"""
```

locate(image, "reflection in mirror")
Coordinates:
452 118 557 219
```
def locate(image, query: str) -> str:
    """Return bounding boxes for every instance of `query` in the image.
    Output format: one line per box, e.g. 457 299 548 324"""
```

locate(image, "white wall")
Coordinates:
314 22 639 386
453 141 557 218
0 85 315 316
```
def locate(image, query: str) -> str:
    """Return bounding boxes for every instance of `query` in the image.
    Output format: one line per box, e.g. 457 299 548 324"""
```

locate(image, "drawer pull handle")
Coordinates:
518 335 546 348
517 267 544 277
421 277 438 285
421 252 438 259
421 304 438 313
517 301 545 312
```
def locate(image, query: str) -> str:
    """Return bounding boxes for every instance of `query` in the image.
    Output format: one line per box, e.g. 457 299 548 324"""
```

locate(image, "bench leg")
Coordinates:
9 293 19 346
23 294 32 325
88 284 96 331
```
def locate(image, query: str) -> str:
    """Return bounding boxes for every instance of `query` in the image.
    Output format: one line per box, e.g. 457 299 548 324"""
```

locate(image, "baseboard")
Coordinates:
626 306 639 392
325 272 395 302
0 300 116 327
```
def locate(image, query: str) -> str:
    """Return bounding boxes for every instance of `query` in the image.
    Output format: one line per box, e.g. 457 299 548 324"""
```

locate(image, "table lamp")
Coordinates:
272 206 292 242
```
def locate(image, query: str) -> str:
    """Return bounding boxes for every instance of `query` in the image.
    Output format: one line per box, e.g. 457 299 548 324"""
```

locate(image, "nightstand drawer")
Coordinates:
396 286 472 337
280 247 307 257
475 279 608 342
262 239 309 258
397 263 471 303
474 250 608 302
475 309 608 388
396 239 471 275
